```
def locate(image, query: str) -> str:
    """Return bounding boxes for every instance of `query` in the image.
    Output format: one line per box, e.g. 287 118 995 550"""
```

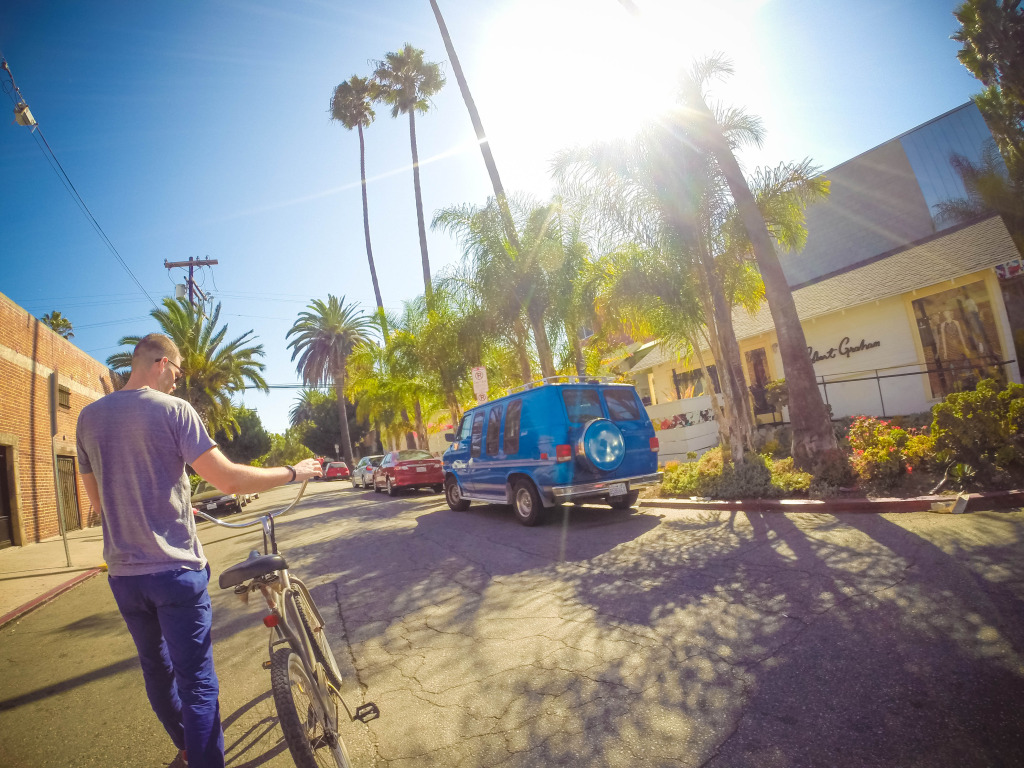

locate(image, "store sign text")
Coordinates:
807 336 881 364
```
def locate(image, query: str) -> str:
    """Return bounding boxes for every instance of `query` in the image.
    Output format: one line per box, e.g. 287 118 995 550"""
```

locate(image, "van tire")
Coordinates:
608 490 640 510
512 479 544 526
445 476 470 511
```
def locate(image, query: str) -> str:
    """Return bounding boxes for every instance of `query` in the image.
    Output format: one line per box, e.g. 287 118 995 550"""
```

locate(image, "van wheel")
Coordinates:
512 480 544 526
445 477 470 511
608 490 640 510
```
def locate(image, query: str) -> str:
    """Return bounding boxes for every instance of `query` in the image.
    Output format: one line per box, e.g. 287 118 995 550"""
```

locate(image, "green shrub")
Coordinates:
189 473 202 494
660 447 812 499
811 448 855 488
769 456 813 493
847 416 913 491
930 378 1024 482
710 454 775 499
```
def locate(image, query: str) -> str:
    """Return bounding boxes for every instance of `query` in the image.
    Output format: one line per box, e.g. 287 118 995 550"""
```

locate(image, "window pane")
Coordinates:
459 414 474 440
562 389 603 423
504 400 522 455
470 412 485 458
486 406 502 455
397 450 433 461
604 388 642 421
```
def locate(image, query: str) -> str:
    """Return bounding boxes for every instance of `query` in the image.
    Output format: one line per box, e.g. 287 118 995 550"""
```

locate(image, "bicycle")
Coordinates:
194 480 379 768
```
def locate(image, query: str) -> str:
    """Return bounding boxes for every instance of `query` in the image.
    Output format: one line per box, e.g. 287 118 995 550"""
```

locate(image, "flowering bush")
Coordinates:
847 416 914 490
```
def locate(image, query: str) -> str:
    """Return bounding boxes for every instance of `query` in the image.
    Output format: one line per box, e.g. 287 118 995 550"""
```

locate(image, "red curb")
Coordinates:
0 567 103 629
640 489 1024 514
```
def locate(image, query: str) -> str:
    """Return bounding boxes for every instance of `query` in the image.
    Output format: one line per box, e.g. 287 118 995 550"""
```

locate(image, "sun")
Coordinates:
475 0 765 191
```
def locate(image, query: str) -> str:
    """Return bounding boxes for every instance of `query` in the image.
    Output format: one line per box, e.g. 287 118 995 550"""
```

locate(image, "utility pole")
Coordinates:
164 257 218 308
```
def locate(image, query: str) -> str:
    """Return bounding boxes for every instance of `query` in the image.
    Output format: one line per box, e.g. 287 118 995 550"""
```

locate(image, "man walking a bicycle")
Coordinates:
77 333 322 768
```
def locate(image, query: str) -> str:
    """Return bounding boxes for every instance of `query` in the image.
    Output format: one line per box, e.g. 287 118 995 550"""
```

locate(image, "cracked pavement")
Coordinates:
1 483 1023 767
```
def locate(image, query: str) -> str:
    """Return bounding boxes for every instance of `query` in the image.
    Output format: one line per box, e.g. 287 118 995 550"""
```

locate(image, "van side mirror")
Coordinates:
444 433 456 442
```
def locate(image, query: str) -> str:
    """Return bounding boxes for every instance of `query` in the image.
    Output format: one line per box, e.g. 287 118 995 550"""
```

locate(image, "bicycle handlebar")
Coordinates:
193 479 309 529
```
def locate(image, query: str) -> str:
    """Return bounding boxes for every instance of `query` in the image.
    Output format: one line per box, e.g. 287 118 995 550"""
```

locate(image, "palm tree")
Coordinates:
289 388 325 427
373 44 446 300
935 141 1024 249
107 298 267 435
330 75 386 319
41 310 73 339
427 1 523 257
286 295 372 469
677 57 837 467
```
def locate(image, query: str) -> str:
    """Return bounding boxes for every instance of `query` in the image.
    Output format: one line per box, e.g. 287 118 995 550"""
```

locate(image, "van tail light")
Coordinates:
650 437 659 452
556 444 572 462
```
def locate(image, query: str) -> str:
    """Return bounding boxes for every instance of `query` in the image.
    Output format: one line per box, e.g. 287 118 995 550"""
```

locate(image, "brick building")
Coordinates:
0 291 121 547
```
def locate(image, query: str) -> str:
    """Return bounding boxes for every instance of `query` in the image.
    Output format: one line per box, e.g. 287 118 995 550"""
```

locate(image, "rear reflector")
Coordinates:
263 614 279 628
556 444 572 462
650 437 659 452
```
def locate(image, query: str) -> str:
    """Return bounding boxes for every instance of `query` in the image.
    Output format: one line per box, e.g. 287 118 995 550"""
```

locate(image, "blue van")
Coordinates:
442 377 661 525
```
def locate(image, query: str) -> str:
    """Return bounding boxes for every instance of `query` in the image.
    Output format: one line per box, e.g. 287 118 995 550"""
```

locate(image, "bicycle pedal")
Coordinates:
353 702 380 723
262 660 272 670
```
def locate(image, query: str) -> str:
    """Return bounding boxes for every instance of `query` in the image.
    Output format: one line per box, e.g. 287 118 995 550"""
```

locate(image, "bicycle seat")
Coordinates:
219 549 288 589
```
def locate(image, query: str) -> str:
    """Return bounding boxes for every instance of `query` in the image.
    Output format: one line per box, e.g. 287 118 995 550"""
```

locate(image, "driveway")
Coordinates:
1 483 1022 767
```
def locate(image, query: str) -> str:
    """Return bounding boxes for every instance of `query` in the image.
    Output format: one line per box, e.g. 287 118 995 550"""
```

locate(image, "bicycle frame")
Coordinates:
194 481 342 728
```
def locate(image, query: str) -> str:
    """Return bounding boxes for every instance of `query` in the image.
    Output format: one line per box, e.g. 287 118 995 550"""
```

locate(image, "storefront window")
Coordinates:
912 280 1005 398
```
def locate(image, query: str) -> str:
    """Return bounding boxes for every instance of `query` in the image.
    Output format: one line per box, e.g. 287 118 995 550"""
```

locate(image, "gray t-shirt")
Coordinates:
77 388 217 576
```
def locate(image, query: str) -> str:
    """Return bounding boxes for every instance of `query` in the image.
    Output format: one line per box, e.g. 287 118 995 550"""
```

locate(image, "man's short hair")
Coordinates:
132 334 180 369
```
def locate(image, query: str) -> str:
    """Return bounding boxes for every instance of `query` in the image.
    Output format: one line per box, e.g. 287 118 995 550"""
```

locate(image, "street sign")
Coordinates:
471 366 488 404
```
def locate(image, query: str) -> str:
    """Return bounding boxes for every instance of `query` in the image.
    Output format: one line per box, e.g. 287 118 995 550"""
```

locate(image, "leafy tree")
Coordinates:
261 428 314 468
373 44 446 299
107 298 267 435
40 310 74 339
215 407 271 465
331 75 386 319
292 389 367 460
286 295 372 468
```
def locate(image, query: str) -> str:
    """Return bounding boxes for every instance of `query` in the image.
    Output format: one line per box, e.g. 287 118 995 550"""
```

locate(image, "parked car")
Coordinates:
442 377 661 526
352 455 384 488
191 481 243 516
373 450 444 496
323 462 351 480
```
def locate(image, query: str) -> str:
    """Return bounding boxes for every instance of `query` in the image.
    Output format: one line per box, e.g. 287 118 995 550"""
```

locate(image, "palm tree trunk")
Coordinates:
513 317 533 384
358 123 385 317
408 111 432 301
428 0 523 259
566 320 587 376
413 399 428 450
333 369 356 469
528 311 556 378
685 84 836 468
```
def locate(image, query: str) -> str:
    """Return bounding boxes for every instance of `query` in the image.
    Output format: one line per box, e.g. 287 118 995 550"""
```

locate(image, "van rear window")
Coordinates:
604 388 642 421
562 389 603 423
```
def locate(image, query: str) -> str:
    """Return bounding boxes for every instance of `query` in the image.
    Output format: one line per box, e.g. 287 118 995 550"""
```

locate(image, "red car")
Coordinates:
373 450 444 496
323 462 350 480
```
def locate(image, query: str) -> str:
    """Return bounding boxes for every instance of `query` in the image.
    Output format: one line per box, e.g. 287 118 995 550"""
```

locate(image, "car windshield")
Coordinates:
396 450 433 461
328 463 345 468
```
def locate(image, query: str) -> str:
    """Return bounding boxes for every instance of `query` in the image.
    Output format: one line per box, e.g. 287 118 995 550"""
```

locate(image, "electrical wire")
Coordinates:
1 55 159 310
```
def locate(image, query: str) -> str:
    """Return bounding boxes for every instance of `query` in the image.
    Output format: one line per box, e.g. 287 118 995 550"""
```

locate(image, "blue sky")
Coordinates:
1 0 981 435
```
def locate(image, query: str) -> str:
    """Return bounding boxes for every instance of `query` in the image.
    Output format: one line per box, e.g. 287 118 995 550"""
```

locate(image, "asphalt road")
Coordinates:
1 482 1023 768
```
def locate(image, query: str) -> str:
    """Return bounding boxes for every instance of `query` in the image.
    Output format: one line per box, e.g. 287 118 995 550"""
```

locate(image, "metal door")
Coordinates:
56 456 82 533
0 446 12 548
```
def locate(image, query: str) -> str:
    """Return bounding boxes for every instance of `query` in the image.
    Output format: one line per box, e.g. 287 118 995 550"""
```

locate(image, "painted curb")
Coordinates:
639 489 1024 514
0 567 103 629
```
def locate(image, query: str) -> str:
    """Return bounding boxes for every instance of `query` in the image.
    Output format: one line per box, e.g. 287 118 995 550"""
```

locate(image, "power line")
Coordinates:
1 55 159 310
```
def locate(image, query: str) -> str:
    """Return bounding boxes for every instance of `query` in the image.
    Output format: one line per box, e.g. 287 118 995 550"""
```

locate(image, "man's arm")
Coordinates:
81 472 102 518
190 448 322 494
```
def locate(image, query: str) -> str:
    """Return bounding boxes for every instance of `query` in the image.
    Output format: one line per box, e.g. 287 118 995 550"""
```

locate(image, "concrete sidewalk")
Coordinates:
0 525 106 628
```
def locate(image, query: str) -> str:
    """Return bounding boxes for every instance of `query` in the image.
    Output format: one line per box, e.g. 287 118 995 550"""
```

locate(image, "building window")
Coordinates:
912 280 1005 398
58 385 71 409
673 365 720 400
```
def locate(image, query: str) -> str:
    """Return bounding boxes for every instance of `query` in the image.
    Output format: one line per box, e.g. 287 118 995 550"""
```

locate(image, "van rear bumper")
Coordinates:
551 473 662 502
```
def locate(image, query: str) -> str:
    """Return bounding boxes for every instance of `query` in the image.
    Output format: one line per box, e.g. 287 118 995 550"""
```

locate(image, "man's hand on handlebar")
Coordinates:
293 458 323 482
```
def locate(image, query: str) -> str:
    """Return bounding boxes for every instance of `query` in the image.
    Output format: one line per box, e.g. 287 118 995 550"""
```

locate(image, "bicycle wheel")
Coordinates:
270 647 352 768
292 588 343 689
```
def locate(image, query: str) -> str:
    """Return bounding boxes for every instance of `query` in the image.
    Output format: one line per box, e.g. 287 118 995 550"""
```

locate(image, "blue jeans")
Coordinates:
109 565 224 768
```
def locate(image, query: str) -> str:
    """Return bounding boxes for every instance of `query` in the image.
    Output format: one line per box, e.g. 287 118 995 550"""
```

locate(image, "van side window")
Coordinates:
604 388 642 421
504 399 523 455
486 406 502 455
458 414 473 441
562 389 603 423
470 412 485 458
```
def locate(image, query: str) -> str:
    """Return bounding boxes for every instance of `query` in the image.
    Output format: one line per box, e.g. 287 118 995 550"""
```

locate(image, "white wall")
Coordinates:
645 395 720 463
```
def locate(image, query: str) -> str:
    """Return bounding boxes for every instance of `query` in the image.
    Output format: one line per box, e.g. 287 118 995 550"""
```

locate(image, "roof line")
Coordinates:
788 212 1000 291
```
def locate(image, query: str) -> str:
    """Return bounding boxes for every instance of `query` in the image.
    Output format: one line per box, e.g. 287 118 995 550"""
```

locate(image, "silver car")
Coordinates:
352 455 384 489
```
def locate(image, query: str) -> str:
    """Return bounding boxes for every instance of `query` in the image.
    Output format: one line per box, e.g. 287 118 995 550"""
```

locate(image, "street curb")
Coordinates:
639 489 1024 514
0 567 103 630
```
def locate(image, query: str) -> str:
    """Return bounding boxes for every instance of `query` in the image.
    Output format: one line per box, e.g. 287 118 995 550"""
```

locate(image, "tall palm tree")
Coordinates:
41 310 74 339
286 295 373 469
373 44 446 300
289 388 325 428
935 141 1024 249
106 298 267 435
427 0 523 257
330 75 386 319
